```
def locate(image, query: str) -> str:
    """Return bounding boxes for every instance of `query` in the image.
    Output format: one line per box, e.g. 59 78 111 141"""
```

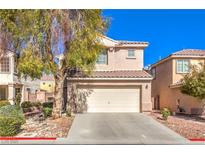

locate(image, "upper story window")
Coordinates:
127 49 136 58
176 59 190 74
96 50 108 65
151 67 156 79
0 57 10 73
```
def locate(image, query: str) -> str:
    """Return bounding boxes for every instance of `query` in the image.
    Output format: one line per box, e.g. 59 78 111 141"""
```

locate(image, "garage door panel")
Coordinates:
77 86 140 112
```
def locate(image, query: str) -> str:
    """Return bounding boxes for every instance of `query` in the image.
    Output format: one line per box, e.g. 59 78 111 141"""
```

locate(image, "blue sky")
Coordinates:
102 10 205 66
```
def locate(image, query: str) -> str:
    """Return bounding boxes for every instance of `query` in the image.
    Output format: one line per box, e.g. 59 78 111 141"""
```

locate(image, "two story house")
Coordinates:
67 36 153 113
150 49 205 115
0 51 22 104
0 51 52 104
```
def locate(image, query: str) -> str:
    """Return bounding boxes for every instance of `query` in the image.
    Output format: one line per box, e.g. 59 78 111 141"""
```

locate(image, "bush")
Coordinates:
0 105 25 136
21 101 42 113
43 107 52 118
42 102 53 109
161 108 171 120
31 102 42 108
21 101 32 109
0 105 25 125
0 100 10 108
0 116 22 136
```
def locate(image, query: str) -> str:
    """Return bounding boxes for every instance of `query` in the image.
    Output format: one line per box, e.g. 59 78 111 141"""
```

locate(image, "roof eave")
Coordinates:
151 55 205 68
67 77 153 81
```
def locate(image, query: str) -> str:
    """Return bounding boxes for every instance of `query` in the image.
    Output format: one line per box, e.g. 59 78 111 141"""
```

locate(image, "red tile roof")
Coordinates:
69 70 152 79
118 41 148 45
172 49 205 56
151 49 205 67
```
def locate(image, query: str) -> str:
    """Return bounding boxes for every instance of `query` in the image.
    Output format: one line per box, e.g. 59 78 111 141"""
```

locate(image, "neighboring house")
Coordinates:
0 52 22 104
40 75 55 93
150 49 205 115
0 51 53 104
66 36 153 113
0 52 39 104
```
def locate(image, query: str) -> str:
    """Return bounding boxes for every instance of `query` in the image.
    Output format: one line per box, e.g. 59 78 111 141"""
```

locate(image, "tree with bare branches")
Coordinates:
0 10 108 118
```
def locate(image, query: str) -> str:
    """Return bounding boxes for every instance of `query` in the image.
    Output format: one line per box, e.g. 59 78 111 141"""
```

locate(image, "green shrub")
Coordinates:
0 105 25 136
21 101 42 113
0 100 10 108
21 101 32 109
42 102 53 108
161 108 171 120
31 102 42 109
0 116 22 136
31 102 42 108
43 107 52 118
0 105 25 125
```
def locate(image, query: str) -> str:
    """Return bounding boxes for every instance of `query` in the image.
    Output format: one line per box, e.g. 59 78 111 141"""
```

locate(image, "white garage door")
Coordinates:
77 86 140 112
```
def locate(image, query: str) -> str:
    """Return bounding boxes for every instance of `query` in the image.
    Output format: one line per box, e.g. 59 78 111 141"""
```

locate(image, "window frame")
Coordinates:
96 50 108 65
176 59 190 74
127 49 136 58
0 57 10 73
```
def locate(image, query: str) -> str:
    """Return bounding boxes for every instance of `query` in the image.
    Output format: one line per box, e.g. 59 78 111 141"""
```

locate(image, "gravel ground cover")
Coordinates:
17 116 74 138
149 112 205 139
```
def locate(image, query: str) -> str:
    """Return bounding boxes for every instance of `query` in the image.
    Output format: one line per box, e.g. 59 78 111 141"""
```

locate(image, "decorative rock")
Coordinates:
17 116 74 138
149 112 205 139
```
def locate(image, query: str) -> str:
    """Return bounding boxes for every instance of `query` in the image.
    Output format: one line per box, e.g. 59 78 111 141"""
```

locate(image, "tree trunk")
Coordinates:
202 100 205 116
52 73 66 119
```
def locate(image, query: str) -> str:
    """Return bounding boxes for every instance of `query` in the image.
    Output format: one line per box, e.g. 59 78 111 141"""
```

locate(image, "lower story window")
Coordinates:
0 87 7 100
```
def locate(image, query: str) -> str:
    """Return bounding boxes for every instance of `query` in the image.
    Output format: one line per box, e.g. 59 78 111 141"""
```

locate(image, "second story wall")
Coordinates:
95 47 144 71
95 36 148 71
172 58 205 84
151 59 173 96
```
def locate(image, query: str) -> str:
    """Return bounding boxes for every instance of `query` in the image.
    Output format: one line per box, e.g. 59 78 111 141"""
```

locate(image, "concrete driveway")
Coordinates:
67 113 189 144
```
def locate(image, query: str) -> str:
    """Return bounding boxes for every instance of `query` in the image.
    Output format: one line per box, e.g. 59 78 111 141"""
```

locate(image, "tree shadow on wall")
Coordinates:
75 89 93 113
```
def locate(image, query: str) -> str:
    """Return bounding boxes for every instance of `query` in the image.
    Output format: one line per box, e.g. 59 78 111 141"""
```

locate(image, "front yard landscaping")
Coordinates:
16 101 74 138
149 112 205 139
0 100 74 138
17 115 74 138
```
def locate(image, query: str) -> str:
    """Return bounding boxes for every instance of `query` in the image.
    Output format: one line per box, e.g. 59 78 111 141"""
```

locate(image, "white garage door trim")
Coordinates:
77 85 141 113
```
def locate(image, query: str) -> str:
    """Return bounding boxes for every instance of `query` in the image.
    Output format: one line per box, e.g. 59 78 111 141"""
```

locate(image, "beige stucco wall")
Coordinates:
95 48 144 71
152 59 174 110
152 58 204 114
67 79 152 113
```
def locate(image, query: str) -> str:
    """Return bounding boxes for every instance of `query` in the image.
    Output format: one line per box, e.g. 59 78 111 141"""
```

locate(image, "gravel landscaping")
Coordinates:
149 112 205 139
17 116 74 138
